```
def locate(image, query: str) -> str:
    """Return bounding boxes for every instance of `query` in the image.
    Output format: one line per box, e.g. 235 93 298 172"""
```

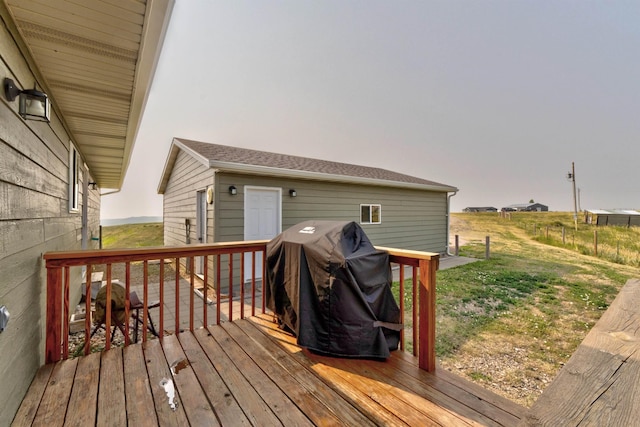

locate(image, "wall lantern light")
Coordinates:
228 185 237 195
289 189 297 197
88 182 98 190
3 78 50 122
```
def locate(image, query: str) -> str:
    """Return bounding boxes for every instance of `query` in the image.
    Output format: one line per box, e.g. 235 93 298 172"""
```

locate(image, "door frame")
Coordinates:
243 186 282 281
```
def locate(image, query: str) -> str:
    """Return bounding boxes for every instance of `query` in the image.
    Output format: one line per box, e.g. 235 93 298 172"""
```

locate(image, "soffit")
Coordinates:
3 0 173 189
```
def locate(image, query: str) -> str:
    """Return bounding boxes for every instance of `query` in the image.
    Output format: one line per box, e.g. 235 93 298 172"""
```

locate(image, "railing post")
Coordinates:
418 255 438 372
46 265 63 364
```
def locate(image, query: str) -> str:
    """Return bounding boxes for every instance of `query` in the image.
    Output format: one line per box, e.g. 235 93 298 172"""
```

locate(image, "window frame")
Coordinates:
69 143 79 212
360 203 382 224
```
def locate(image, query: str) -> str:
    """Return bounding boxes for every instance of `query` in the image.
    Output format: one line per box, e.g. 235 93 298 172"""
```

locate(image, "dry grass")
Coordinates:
433 212 640 407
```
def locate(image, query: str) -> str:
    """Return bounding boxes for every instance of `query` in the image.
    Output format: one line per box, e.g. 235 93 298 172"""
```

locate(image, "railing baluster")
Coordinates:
159 259 165 339
143 260 149 341
175 257 180 334
63 266 70 360
105 264 112 350
240 251 245 319
262 249 266 314
216 255 221 325
399 263 405 351
251 251 256 317
125 262 131 345
203 255 208 327
189 257 195 331
412 266 418 357
229 254 234 322
84 265 92 356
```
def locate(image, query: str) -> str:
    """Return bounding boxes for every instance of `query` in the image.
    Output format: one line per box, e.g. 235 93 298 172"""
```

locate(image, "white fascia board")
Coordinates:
209 160 458 193
157 138 210 193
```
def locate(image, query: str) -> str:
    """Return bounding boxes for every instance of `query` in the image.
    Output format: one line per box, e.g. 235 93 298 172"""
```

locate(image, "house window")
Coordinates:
69 144 79 212
360 204 381 224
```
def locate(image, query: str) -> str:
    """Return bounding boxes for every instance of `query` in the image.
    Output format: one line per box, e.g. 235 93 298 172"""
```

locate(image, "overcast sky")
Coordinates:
102 1 640 219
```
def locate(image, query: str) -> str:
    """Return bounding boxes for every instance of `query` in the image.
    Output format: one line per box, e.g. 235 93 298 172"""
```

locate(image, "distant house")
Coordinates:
157 139 458 281
585 209 640 227
502 203 548 212
463 207 498 213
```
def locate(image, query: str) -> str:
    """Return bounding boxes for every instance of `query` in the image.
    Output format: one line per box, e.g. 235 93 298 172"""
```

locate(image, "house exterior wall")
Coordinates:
0 18 100 422
214 172 448 253
163 149 214 279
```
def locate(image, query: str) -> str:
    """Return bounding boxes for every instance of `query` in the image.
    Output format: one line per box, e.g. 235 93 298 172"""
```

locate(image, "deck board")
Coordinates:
65 351 100 426
193 327 283 425
177 331 252 426
234 318 376 426
123 345 158 426
208 324 314 426
97 348 126 426
13 314 526 426
222 321 351 426
33 358 77 426
11 363 54 427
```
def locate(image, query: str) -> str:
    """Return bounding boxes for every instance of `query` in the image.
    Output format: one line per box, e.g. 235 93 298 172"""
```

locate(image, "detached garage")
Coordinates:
157 138 457 278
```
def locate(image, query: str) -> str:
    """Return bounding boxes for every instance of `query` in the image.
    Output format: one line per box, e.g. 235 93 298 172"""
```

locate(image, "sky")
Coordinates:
102 1 640 219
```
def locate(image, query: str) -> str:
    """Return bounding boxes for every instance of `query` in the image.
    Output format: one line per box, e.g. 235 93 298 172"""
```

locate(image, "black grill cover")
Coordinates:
266 220 401 358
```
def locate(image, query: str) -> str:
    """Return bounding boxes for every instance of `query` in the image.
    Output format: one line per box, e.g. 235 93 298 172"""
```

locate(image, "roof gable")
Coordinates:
158 138 457 194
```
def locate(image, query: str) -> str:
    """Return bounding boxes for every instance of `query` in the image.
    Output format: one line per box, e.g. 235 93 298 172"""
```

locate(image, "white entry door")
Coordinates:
196 190 207 275
244 187 281 280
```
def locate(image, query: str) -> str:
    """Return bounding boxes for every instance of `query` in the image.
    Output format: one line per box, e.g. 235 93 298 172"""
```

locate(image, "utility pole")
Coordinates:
567 162 578 231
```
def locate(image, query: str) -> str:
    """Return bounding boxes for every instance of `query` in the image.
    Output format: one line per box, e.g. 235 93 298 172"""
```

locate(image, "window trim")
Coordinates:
69 143 79 212
360 203 382 224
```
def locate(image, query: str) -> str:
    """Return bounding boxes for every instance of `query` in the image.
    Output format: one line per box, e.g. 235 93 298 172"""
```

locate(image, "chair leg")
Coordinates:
133 309 140 343
147 311 159 337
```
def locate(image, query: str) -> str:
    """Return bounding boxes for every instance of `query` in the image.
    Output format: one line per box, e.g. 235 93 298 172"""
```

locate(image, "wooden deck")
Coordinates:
520 278 640 426
14 313 525 426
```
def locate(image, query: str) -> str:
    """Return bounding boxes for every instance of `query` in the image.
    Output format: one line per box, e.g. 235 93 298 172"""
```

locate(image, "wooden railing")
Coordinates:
43 243 439 372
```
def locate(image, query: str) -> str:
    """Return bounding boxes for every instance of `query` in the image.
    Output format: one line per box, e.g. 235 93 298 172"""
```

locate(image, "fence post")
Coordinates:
562 227 566 244
485 236 490 260
455 235 459 256
533 224 537 236
418 256 438 373
594 230 598 256
546 226 549 239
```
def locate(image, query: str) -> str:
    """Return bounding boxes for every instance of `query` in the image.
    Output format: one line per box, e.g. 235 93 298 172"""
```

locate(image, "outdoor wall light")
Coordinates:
88 182 98 190
289 189 297 197
3 78 50 122
228 185 237 195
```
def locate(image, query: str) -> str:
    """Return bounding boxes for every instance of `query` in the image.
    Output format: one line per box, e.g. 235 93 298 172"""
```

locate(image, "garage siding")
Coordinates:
214 172 448 254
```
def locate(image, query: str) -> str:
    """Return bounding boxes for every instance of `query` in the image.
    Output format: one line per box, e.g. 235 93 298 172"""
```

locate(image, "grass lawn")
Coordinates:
428 212 640 406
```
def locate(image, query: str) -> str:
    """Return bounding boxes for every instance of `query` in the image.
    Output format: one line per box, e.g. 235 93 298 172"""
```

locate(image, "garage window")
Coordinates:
360 204 381 224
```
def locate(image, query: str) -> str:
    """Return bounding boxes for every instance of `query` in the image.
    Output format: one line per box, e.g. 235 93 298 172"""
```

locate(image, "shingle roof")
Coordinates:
170 138 456 191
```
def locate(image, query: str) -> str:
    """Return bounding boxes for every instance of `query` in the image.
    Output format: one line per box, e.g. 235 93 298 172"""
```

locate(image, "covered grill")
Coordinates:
266 220 402 359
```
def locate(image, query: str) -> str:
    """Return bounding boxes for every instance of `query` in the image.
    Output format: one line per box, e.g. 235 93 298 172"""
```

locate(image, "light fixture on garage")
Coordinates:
3 78 50 122
228 185 237 195
289 189 297 197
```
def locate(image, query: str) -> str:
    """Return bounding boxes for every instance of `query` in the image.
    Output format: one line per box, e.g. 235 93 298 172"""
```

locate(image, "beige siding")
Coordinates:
0 18 100 422
215 173 448 253
162 149 214 275
163 149 214 246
